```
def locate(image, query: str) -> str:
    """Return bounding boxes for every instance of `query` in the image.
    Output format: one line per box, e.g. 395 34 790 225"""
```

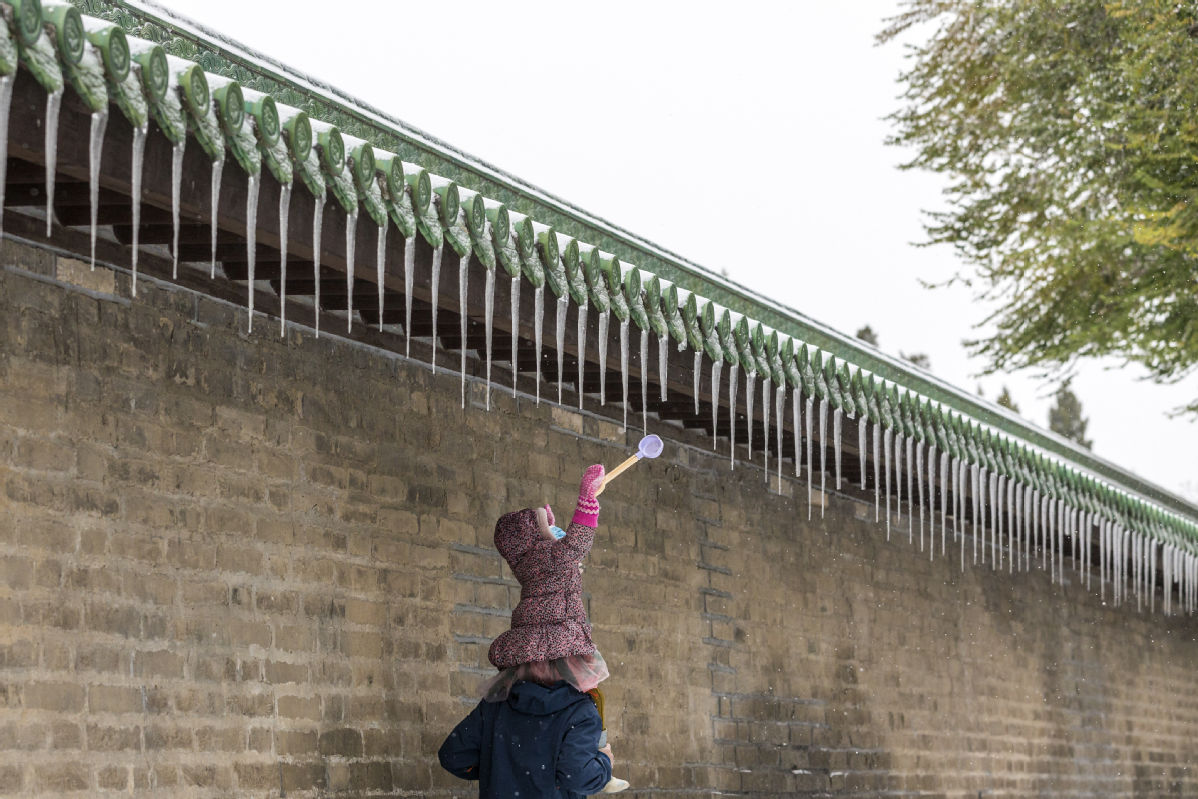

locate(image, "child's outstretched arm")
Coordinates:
554 464 605 564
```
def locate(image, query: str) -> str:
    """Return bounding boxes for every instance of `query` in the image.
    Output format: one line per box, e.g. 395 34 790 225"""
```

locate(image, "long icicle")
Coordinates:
658 334 669 404
510 275 521 396
745 372 755 460
859 421 868 491
277 184 291 336
575 304 587 409
87 110 108 270
895 434 903 526
729 364 739 469
209 157 224 278
129 124 147 298
762 378 771 482
170 137 185 279
0 75 14 237
873 423 881 523
534 285 544 404
484 268 495 410
883 427 892 539
818 398 827 518
429 243 442 370
344 211 358 333
640 328 649 432
941 453 950 555
43 89 64 237
927 445 936 557
792 387 801 478
916 442 925 552
805 396 814 519
245 175 260 333
777 384 786 492
693 352 702 417
833 406 842 491
403 237 414 355
556 296 569 405
376 222 388 333
906 437 914 540
712 360 723 449
459 252 470 408
312 197 324 337
597 311 609 406
620 318 629 428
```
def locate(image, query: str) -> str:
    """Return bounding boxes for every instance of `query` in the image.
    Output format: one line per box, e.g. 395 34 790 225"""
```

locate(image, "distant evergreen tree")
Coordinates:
1048 380 1093 449
902 352 931 370
996 386 1020 414
856 326 879 347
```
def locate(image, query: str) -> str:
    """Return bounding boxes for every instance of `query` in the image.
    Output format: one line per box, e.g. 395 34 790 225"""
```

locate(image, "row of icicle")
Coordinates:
3 0 1195 616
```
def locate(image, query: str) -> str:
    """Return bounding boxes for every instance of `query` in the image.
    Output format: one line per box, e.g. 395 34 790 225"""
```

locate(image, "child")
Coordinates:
439 464 630 795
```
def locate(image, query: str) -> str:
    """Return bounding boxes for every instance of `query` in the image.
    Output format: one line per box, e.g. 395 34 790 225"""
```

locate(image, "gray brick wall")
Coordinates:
0 242 1195 797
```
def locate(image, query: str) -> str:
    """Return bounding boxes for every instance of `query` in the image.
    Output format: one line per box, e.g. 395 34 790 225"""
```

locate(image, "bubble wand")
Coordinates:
596 434 663 495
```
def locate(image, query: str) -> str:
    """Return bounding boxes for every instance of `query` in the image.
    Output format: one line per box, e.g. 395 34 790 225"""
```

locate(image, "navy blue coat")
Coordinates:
439 681 612 798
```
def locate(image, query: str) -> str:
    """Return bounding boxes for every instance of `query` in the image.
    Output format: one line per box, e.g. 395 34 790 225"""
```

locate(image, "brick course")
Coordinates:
0 243 1195 796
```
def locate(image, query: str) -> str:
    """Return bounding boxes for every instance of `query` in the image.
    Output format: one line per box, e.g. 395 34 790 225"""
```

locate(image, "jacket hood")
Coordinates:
494 508 539 567
507 681 590 717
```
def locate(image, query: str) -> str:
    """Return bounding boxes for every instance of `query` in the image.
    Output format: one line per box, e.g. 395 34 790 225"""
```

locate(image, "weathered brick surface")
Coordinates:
0 245 1195 796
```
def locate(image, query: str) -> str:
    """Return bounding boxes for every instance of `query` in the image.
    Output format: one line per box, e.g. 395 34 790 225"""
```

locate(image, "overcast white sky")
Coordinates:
155 0 1198 502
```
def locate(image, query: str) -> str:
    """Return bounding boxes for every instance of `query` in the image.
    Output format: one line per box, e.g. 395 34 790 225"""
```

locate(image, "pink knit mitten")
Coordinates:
543 503 555 528
572 464 605 527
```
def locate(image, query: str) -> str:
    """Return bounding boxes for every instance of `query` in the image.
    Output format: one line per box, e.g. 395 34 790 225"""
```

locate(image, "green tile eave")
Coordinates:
64 0 1198 526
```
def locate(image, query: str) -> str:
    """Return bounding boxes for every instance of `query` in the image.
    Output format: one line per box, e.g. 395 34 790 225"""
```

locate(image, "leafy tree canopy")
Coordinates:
880 1 1198 413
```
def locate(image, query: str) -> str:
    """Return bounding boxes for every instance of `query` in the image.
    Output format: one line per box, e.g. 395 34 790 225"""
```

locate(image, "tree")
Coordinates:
1048 380 1093 449
902 352 931 370
856 326 879 347
996 386 1021 414
879 2 1198 414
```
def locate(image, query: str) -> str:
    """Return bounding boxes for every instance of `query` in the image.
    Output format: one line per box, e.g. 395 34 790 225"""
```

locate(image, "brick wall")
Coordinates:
0 239 1195 797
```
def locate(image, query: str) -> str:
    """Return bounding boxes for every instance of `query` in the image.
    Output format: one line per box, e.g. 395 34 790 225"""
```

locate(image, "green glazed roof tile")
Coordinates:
796 344 814 397
732 315 755 374
780 336 801 388
17 21 64 93
512 213 544 289
538 227 567 298
694 297 721 361
460 190 495 270
599 254 628 322
580 244 609 312
768 331 785 386
0 9 18 75
644 276 667 338
208 77 261 177
171 58 224 162
5 0 41 49
661 282 687 346
717 307 738 366
750 323 770 377
624 268 649 331
431 178 470 258
561 236 588 305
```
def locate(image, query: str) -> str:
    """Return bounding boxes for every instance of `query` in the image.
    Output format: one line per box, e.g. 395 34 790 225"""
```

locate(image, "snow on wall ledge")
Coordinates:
3 0 1196 615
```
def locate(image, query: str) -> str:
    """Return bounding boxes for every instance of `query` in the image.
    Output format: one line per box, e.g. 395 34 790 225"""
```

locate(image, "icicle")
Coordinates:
244 174 260 333
955 459 964 571
87 110 108 269
572 304 587 409
576 304 587 409
792 389 801 478
344 211 358 333
777 384 786 491
619 318 630 430
938 452 947 556
883 427 892 539
693 352 702 417
484 268 495 410
858 422 868 491
989 473 998 569
916 443 925 552
805 396 814 518
209 157 224 278
711 360 723 449
639 328 648 432
277 184 290 336
729 364 739 470
894 434 903 526
873 423 881 523
403 237 415 355
429 244 444 369
170 138 185 279
818 399 827 519
0 75 13 237
1005 477 1013 573
598 311 609 405
312 196 324 337
658 334 668 404
900 438 910 524
533 285 544 404
745 372 755 459
459 253 470 408
762 378 771 482
128 124 147 298
377 223 388 332
43 89 63 237
510 275 521 396
941 454 951 551
833 407 842 491
927 446 937 555
556 296 568 405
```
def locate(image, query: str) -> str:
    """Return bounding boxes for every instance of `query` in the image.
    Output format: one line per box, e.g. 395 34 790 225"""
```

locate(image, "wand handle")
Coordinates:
596 454 640 495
